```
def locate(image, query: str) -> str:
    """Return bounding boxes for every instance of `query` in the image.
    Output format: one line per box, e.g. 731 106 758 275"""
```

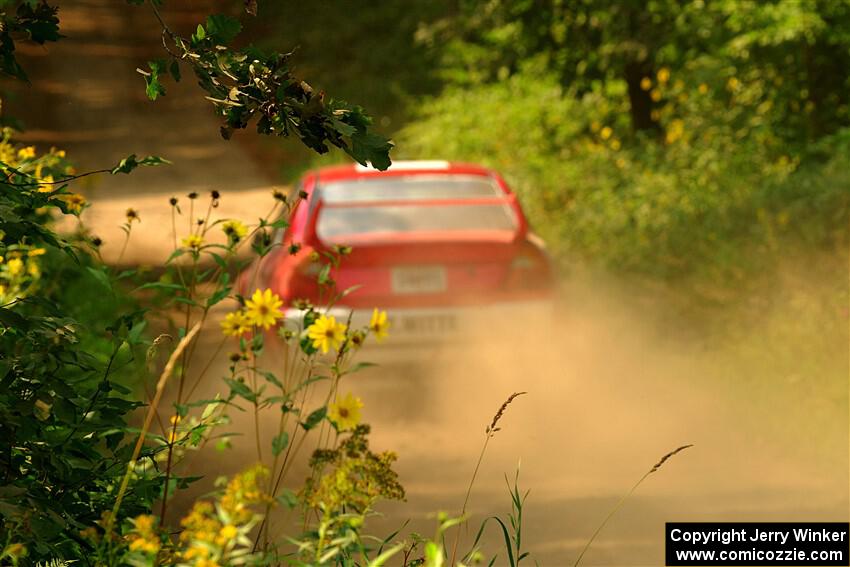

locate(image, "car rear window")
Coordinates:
314 175 518 241
318 175 503 203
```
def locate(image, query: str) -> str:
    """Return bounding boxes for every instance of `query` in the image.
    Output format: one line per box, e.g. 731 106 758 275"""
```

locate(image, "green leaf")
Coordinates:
192 23 206 43
276 489 298 509
348 130 394 171
259 370 282 388
141 59 167 100
0 306 28 329
301 406 326 430
225 378 256 402
317 263 331 285
209 252 228 270
169 59 181 82
271 431 289 456
134 281 186 293
343 361 377 376
86 266 112 291
206 286 231 308
205 14 242 43
111 154 170 174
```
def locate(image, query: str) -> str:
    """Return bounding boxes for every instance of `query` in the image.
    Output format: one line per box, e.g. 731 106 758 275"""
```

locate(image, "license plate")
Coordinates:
391 265 447 294
394 313 458 335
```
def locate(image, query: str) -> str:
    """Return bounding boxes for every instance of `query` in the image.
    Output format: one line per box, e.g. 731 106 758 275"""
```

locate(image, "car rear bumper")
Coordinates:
283 299 554 359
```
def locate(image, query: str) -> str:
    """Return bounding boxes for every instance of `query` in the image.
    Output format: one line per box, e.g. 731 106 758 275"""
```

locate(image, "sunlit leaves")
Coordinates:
137 59 167 100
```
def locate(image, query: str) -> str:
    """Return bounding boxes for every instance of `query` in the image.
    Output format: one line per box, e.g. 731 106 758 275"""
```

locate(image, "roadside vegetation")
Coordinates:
0 1 844 565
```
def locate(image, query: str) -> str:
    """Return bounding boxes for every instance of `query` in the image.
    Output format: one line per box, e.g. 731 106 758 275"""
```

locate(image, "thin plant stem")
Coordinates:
103 323 201 543
572 444 693 567
450 392 526 567
158 257 198 526
116 226 132 265
449 435 490 566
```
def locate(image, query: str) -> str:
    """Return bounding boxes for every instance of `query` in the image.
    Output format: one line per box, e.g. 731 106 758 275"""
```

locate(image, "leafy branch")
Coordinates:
134 0 393 170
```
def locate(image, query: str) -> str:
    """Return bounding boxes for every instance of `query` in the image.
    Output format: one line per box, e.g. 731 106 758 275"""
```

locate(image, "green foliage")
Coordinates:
0 1 398 562
0 1 61 82
0 142 161 562
402 1 850 303
134 6 393 169
420 0 850 138
110 154 171 175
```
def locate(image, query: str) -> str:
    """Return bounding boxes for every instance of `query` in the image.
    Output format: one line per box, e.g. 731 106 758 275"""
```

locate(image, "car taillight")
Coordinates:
504 252 552 291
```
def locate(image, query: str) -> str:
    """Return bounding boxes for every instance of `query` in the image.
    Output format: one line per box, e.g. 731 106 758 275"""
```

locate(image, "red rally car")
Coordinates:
242 160 555 349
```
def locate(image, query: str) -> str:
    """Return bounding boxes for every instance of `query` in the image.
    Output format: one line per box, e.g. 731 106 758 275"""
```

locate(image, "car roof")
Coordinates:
311 160 497 183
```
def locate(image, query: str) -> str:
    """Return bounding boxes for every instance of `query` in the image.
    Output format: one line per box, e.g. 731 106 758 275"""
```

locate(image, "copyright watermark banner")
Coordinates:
666 523 849 566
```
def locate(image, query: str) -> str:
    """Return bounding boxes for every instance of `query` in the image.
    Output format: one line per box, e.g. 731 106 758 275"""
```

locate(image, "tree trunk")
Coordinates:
624 59 662 134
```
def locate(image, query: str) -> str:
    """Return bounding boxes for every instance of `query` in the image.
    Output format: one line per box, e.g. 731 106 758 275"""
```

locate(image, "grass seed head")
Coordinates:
486 391 527 435
650 444 693 474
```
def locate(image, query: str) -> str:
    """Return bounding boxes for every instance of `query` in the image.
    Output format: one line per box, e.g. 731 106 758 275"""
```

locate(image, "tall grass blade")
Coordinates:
572 444 693 567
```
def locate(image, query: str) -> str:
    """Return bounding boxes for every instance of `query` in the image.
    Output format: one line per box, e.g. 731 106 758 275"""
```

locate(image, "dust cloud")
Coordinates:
170 253 848 566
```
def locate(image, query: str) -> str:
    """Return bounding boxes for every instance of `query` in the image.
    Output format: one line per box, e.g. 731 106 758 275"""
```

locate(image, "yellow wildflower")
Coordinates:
599 126 612 140
127 514 160 555
181 234 204 249
133 514 156 533
215 523 238 545
221 310 251 337
329 393 363 431
222 219 248 243
369 308 390 342
59 193 86 213
657 67 670 84
3 543 25 560
727 77 740 91
650 89 662 102
6 258 23 277
244 288 284 330
665 119 685 144
220 524 238 539
307 314 347 353
349 329 365 348
17 146 35 159
26 261 39 278
640 77 652 91
698 83 709 94
37 175 55 193
29 248 46 256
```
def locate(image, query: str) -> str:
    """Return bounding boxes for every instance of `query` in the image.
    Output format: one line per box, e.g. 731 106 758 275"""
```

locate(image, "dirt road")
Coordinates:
8 2 848 565
10 0 273 264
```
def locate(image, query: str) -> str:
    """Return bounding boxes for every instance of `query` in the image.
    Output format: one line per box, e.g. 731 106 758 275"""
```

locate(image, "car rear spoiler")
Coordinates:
303 195 528 246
